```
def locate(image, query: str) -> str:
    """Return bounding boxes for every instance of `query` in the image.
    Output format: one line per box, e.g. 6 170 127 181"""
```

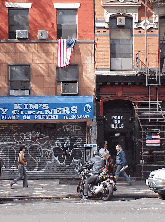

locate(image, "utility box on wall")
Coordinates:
38 30 48 40
84 144 97 161
117 17 125 26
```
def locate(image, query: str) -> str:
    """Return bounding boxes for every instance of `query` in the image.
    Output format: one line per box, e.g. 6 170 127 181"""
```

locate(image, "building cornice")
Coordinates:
102 0 141 7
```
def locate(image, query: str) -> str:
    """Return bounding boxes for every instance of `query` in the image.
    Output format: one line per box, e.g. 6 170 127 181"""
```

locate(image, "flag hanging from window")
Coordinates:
57 39 76 67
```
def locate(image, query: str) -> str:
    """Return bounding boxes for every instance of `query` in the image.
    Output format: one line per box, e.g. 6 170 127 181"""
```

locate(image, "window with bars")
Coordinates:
8 64 31 96
8 9 29 39
57 9 77 39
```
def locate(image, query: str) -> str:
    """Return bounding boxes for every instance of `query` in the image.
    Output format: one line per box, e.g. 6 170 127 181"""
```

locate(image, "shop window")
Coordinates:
57 9 77 39
8 9 29 39
8 64 30 96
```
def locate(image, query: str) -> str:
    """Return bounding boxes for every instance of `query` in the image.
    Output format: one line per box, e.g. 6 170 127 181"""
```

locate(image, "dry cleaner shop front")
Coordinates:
0 96 93 179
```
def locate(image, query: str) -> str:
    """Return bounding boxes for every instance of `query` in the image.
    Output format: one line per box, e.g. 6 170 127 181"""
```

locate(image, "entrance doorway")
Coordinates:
105 131 135 177
105 133 125 160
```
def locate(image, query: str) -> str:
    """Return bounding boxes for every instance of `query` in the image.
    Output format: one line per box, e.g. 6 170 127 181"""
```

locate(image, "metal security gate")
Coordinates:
0 122 86 179
110 16 133 70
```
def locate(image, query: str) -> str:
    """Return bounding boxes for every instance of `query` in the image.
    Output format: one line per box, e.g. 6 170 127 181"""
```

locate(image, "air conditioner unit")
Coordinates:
10 90 30 96
117 17 125 26
38 30 48 40
16 30 29 39
61 82 78 95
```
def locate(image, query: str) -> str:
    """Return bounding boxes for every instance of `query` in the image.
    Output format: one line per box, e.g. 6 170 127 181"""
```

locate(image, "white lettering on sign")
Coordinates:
0 108 8 115
111 115 124 129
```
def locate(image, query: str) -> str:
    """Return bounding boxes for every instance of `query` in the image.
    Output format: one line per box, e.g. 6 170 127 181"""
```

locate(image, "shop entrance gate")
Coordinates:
0 122 86 179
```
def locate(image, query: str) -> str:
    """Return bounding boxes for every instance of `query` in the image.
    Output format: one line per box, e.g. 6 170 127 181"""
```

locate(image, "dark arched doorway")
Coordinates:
103 99 135 177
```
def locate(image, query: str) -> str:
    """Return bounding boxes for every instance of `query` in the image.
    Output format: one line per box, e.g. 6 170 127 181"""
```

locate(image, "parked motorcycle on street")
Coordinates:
77 164 116 201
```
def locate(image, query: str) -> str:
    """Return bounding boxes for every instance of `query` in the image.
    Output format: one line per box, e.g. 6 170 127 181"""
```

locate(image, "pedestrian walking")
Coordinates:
10 146 28 188
115 144 132 186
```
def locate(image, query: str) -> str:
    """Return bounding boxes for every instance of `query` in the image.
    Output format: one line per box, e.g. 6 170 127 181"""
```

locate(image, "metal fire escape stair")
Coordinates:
133 73 165 178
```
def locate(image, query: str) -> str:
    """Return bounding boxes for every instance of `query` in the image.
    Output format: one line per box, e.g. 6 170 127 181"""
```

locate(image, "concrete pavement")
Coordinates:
0 178 159 201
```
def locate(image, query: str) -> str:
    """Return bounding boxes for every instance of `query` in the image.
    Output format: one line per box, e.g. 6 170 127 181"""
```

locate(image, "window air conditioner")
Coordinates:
117 17 125 26
61 82 78 95
38 30 48 40
16 30 29 39
10 90 30 96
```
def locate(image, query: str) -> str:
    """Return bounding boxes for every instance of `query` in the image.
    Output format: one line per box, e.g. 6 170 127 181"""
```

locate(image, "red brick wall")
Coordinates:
0 42 94 96
95 2 159 70
0 0 94 40
95 29 110 69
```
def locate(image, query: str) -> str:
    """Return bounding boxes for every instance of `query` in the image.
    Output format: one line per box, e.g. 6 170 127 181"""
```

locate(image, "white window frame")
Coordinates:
54 3 80 9
5 2 32 8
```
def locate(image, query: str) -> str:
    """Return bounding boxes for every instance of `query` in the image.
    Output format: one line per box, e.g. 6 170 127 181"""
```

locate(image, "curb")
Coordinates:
0 192 159 202
0 194 80 202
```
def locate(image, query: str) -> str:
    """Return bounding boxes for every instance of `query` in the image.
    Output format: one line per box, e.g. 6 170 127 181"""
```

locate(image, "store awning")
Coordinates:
0 96 93 120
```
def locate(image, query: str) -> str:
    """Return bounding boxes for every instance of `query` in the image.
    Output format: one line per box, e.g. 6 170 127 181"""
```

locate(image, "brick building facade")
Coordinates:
95 0 165 178
0 0 95 179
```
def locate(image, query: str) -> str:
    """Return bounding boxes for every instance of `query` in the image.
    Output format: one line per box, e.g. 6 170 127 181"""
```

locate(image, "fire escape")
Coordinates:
134 0 165 178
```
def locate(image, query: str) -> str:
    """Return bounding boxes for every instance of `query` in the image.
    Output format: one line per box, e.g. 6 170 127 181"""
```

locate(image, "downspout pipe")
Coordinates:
139 0 154 14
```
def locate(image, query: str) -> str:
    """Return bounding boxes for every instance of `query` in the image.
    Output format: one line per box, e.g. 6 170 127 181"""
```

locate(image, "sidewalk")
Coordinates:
0 179 159 201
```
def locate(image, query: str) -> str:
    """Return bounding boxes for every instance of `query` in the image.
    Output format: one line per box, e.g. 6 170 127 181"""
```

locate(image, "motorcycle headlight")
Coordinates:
103 175 106 179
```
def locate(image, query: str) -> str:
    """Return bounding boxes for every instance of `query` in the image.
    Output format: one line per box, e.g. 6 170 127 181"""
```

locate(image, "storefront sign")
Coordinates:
111 115 124 129
0 96 93 120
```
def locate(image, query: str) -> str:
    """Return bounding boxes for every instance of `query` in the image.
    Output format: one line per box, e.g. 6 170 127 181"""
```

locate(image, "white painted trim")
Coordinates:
95 23 106 28
54 3 80 9
5 2 32 8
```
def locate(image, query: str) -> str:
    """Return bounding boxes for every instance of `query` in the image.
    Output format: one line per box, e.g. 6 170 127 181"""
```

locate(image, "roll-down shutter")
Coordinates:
0 122 86 179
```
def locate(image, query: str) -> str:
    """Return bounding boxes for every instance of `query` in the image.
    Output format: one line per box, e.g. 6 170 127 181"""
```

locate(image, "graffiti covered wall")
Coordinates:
0 122 86 179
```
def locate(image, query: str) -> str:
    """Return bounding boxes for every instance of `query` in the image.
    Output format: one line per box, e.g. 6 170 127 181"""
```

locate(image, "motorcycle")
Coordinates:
77 164 116 201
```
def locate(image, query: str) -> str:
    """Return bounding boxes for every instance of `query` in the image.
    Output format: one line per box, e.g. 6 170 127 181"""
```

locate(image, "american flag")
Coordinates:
57 39 76 67
146 135 160 146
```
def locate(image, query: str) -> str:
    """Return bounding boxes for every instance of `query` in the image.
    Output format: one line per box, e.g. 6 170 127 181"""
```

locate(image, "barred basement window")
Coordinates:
8 64 31 96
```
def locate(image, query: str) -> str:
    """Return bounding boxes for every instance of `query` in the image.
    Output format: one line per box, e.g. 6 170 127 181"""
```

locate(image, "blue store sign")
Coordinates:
0 96 93 120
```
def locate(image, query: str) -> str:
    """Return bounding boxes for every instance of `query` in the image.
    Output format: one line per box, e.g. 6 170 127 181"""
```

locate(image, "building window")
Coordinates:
8 64 30 96
8 9 29 39
110 16 133 71
56 64 78 95
61 81 78 95
57 9 77 39
56 64 78 81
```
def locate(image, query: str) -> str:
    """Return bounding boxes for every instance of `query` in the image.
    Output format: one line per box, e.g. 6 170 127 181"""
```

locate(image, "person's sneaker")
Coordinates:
81 195 88 200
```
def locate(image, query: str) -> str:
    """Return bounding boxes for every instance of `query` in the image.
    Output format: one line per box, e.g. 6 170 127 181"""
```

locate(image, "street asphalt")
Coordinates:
0 178 159 201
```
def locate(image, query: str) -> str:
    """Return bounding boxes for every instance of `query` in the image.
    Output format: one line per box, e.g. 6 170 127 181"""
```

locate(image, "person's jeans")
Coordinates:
84 174 98 196
115 165 131 184
11 165 28 187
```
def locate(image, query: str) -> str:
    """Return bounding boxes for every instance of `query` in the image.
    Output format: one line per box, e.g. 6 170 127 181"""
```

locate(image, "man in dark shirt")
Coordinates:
82 150 105 200
115 144 132 185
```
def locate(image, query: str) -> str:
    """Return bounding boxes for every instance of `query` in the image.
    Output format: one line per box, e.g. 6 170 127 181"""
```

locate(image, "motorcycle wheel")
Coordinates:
101 185 113 201
159 193 165 200
77 181 84 195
